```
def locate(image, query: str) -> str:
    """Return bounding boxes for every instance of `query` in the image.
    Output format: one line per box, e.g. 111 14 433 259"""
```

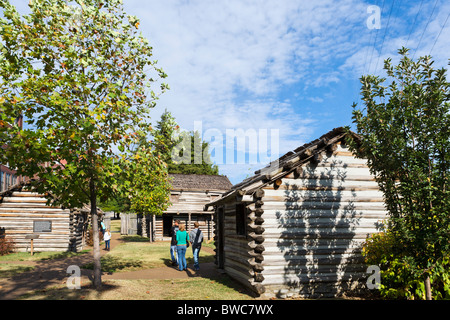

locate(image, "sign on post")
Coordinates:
25 234 40 256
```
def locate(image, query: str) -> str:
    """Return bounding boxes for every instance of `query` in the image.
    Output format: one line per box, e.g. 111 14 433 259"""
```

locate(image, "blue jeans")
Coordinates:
177 245 187 271
105 240 110 250
192 246 201 270
170 245 177 264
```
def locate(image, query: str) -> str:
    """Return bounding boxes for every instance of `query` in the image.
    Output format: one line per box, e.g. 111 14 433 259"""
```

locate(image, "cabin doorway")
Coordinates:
162 215 173 237
217 207 225 269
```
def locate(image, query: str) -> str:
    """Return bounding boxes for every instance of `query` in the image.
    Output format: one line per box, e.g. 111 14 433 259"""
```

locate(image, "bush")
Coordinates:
362 231 450 300
86 228 104 247
0 237 16 256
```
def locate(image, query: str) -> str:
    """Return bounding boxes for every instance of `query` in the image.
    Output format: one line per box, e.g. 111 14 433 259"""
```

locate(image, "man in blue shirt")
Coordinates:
189 222 204 271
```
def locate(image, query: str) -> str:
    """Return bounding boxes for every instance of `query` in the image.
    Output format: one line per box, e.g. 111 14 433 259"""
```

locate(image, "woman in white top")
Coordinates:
104 229 111 251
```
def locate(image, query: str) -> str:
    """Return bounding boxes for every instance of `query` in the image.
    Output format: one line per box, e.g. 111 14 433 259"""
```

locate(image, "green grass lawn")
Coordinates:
83 236 215 273
0 250 90 262
13 234 255 300
0 264 35 279
19 278 254 300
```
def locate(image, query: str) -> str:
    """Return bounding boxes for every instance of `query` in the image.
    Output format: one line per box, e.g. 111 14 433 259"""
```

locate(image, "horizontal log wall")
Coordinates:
211 193 266 296
259 144 387 298
121 212 214 241
167 190 221 214
0 191 80 252
69 210 89 252
153 214 214 241
151 189 219 241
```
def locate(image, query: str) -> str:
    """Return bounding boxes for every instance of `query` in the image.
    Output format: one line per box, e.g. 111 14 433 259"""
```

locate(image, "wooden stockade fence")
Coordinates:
120 213 139 236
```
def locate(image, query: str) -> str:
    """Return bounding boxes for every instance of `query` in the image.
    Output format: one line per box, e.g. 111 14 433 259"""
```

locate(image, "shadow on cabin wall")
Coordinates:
276 145 365 298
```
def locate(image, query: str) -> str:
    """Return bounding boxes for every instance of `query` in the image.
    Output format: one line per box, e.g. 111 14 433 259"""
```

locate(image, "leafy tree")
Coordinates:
119 142 171 241
121 143 171 217
98 195 130 217
0 0 168 288
349 48 450 299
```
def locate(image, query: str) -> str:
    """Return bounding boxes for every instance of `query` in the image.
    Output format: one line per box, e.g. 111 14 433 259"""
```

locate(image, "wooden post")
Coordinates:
26 234 39 256
148 214 153 243
142 214 147 238
152 214 156 241
188 213 191 233
209 213 213 240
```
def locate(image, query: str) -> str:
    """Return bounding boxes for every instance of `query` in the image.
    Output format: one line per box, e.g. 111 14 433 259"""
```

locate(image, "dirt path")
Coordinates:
0 233 222 300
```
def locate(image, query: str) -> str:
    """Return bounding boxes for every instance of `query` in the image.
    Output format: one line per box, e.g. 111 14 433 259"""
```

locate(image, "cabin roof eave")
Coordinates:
204 127 361 210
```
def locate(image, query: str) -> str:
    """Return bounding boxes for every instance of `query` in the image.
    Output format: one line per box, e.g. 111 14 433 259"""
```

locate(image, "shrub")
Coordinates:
0 237 16 256
362 231 450 300
86 228 104 247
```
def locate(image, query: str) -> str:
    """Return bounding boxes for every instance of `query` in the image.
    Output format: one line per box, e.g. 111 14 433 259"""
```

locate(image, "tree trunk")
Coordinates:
424 273 432 300
90 179 102 289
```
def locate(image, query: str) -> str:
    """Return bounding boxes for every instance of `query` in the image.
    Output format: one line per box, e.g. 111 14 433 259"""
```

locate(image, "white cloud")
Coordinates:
342 1 450 79
9 0 450 185
121 0 369 182
122 0 450 183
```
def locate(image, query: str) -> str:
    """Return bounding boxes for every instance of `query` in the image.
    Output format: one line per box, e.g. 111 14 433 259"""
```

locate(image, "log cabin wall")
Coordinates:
0 189 88 252
155 189 220 240
144 174 232 241
152 212 214 241
207 128 388 298
258 143 387 298
69 209 90 252
213 191 266 296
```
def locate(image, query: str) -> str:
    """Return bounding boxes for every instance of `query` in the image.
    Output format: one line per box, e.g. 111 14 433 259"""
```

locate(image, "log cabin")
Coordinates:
205 127 387 298
140 174 233 241
0 181 92 253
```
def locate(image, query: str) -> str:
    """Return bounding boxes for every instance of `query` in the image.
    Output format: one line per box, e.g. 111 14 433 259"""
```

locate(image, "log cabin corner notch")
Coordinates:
205 127 387 298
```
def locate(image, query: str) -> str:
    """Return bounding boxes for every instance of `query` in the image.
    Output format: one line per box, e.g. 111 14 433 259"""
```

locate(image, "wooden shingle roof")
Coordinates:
169 174 232 192
205 127 360 208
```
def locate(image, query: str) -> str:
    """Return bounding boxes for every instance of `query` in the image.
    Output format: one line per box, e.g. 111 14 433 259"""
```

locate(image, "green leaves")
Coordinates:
363 231 450 299
351 48 450 299
118 145 172 216
0 0 169 210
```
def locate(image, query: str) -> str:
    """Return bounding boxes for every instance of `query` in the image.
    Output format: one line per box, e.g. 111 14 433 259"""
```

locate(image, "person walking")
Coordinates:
189 222 204 271
176 223 189 271
169 219 180 266
104 228 111 251
100 220 106 234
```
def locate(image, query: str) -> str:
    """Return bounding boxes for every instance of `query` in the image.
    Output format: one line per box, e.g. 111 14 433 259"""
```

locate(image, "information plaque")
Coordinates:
33 220 52 233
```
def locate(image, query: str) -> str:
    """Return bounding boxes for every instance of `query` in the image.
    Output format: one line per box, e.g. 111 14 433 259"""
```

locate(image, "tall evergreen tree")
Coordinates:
153 111 219 175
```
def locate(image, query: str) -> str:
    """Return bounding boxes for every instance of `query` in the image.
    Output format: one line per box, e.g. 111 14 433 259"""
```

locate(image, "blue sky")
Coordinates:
11 0 450 185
